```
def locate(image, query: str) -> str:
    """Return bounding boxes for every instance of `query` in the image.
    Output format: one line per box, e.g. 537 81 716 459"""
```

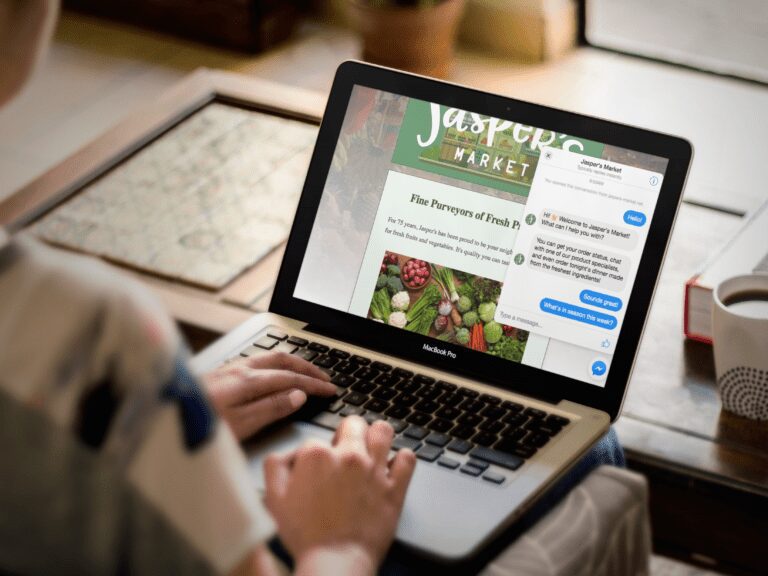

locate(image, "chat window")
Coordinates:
496 147 663 384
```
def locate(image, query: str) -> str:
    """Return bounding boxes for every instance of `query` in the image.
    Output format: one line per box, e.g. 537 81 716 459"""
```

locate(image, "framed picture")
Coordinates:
0 68 326 336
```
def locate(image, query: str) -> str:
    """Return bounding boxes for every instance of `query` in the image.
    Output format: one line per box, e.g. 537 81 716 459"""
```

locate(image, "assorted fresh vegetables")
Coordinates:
367 252 529 360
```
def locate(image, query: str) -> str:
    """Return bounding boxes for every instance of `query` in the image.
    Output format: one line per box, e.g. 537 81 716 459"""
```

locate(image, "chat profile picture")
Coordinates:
514 253 525 265
589 358 609 380
525 213 536 225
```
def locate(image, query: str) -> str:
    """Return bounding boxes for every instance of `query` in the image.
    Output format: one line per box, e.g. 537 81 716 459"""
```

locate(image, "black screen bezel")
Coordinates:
270 60 691 421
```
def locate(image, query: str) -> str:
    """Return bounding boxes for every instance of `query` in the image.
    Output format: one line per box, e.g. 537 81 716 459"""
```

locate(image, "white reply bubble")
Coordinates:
528 233 630 292
538 209 638 250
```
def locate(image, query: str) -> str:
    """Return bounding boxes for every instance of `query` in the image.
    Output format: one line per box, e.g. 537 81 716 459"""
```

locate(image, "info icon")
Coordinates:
525 213 536 226
514 253 525 265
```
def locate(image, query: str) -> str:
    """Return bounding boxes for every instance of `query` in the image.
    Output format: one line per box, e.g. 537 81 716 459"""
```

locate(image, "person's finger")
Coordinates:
263 452 291 505
231 369 336 404
333 415 368 454
235 389 307 436
388 449 417 506
366 420 394 468
245 351 331 382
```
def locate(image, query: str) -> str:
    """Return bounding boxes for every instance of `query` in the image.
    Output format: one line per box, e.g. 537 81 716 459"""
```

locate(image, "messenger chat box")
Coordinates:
495 146 663 357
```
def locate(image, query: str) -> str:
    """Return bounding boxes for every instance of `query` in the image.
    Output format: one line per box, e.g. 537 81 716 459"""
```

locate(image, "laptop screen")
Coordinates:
293 86 668 387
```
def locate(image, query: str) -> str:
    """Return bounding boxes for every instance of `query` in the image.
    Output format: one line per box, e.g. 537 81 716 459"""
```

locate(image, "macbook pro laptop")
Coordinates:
193 61 692 562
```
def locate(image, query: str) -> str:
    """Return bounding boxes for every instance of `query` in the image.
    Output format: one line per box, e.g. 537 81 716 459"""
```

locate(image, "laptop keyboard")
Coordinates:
237 328 571 485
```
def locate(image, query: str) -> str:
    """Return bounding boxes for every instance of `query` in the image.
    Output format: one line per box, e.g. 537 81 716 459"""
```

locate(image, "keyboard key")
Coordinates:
393 368 414 379
385 405 410 420
307 342 330 353
480 394 501 405
459 399 485 413
458 413 483 427
334 361 357 375
393 393 418 407
331 374 356 388
413 399 440 414
344 392 368 406
523 407 546 420
350 380 376 394
294 349 318 362
404 425 429 440
371 361 392 372
364 398 389 413
254 336 279 350
416 444 443 462
482 472 505 485
287 336 308 347
469 446 524 471
313 355 339 369
436 380 457 391
523 433 550 448
532 423 561 436
467 458 489 471
387 419 408 433
414 374 436 386
397 380 421 394
459 388 479 398
374 372 400 387
495 436 537 458
450 425 477 440
503 413 528 427
446 439 472 454
436 406 461 420
350 355 370 365
460 464 483 477
354 367 380 381
364 412 384 424
327 399 345 413
472 432 498 447
371 387 397 401
546 415 571 427
406 412 432 427
480 405 506 420
330 348 350 359
428 418 454 433
392 436 421 451
437 456 460 470
502 428 527 443
340 405 365 417
425 432 450 447
239 345 266 357
267 329 288 341
274 342 298 354
312 411 342 430
439 392 463 407
502 400 524 413
417 386 442 400
479 420 505 434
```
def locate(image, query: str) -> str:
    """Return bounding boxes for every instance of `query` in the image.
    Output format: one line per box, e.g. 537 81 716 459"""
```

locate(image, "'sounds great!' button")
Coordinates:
579 289 623 311
539 298 617 330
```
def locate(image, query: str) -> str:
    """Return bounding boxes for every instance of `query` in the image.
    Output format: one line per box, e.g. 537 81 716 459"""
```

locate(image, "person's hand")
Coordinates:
203 352 336 440
264 416 417 575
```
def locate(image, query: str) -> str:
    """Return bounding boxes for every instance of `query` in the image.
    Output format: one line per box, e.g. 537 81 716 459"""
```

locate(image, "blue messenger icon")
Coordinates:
590 360 607 377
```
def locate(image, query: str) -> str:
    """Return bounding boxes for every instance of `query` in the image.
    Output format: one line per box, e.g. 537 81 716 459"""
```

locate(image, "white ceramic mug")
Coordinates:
712 273 768 420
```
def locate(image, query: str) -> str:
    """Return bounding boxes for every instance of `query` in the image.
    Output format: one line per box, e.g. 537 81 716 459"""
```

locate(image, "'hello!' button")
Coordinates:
623 210 646 227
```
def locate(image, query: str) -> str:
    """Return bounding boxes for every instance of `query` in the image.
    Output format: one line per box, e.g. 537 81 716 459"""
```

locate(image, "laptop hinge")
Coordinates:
302 323 563 406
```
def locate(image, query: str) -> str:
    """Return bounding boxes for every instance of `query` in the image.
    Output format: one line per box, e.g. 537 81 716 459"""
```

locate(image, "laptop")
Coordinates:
193 61 692 562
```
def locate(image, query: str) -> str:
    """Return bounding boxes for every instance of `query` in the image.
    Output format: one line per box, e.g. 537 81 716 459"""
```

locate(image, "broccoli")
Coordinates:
376 274 388 290
387 264 401 276
456 327 470 345
457 295 472 313
387 276 404 295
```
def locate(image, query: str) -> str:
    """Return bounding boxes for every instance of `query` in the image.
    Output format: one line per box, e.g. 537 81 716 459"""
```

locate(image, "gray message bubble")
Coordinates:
538 209 637 250
528 233 630 292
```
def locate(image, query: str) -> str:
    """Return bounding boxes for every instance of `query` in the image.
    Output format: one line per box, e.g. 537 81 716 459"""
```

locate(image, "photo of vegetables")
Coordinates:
368 251 529 362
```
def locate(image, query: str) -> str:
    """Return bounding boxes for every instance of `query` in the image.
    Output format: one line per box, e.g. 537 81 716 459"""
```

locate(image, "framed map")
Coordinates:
32 102 318 289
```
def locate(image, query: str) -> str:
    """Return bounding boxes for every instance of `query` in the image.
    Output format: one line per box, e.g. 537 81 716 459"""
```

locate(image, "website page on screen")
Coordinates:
294 86 668 387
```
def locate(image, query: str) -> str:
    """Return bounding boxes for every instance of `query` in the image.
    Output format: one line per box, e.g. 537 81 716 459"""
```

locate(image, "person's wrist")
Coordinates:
294 543 378 576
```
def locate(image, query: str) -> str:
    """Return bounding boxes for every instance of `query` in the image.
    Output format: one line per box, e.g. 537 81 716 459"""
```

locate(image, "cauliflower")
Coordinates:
388 311 407 328
484 321 503 344
457 295 472 313
462 311 479 327
391 291 410 311
478 302 497 323
456 327 470 345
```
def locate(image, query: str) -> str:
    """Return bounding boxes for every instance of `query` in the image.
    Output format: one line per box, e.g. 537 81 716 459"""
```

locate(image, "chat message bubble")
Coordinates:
538 209 638 250
527 233 630 292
